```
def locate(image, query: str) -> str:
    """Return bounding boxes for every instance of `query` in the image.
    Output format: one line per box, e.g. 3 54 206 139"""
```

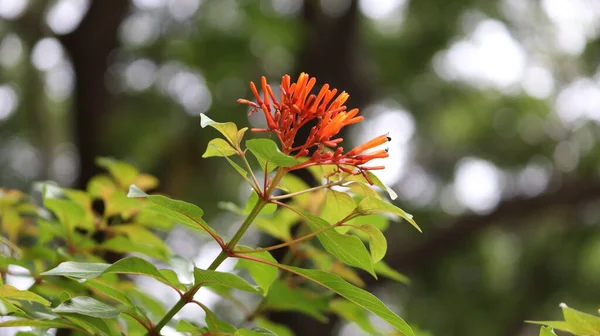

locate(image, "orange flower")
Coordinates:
238 73 390 174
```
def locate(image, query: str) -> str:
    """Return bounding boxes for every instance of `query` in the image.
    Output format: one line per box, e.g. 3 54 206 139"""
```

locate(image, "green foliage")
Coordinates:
0 116 421 335
531 304 600 336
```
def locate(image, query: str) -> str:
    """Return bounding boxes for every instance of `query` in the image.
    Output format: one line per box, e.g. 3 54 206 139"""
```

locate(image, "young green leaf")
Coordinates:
253 207 298 241
126 289 166 320
42 257 176 289
203 138 238 158
1 208 21 241
288 266 414 336
200 113 242 147
526 321 573 333
246 138 299 168
236 247 278 295
44 198 88 232
374 261 410 285
255 318 295 336
176 319 205 333
320 190 356 225
301 211 376 277
0 285 51 306
330 299 379 335
561 304 600 335
128 185 218 236
263 281 330 322
0 319 84 332
235 328 278 336
346 172 398 200
194 268 261 294
355 224 387 263
83 279 132 305
539 326 557 336
53 296 125 318
110 225 171 257
100 236 170 261
41 261 111 278
62 314 114 336
121 312 150 336
95 157 139 187
356 196 421 232
203 304 237 333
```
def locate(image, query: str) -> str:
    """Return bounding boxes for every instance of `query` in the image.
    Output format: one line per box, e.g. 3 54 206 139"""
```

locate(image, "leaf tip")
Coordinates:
200 113 213 128
127 184 148 198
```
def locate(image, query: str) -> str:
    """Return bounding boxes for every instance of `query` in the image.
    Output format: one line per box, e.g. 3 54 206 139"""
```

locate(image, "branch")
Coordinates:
60 0 130 188
386 177 600 273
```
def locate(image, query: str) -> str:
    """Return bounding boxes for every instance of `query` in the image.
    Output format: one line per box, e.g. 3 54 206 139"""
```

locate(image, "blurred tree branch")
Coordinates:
384 177 600 274
12 1 53 179
60 0 130 188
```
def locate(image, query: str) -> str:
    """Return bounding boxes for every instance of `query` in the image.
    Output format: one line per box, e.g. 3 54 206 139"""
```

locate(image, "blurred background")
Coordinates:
1 0 600 335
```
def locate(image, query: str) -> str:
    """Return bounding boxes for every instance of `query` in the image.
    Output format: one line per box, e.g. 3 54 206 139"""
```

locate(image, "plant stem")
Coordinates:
233 223 339 254
150 168 286 335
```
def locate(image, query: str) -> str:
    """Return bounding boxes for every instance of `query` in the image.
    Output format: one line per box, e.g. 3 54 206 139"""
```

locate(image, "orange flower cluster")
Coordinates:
238 73 390 174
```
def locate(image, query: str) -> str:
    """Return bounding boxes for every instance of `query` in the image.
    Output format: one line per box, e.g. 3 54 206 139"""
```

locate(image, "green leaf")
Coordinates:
15 301 58 320
0 285 51 306
255 318 295 336
200 113 242 146
236 247 278 295
373 260 410 285
53 296 125 318
301 211 376 277
244 191 277 215
527 321 574 333
539 326 558 336
356 196 421 232
203 138 238 158
41 261 110 278
176 319 205 333
128 185 218 236
203 304 237 333
288 266 414 336
103 257 172 284
126 289 166 320
355 225 387 263
246 139 299 168
0 319 83 331
263 281 330 322
254 207 298 241
96 157 139 187
101 236 170 260
111 225 170 257
0 296 20 315
120 313 149 336
83 279 132 305
42 257 174 289
1 208 21 241
562 304 600 335
44 198 87 232
347 172 398 200
104 191 141 219
86 175 118 198
236 328 278 336
62 314 113 336
330 299 379 335
222 153 250 178
320 190 356 226
194 268 261 294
